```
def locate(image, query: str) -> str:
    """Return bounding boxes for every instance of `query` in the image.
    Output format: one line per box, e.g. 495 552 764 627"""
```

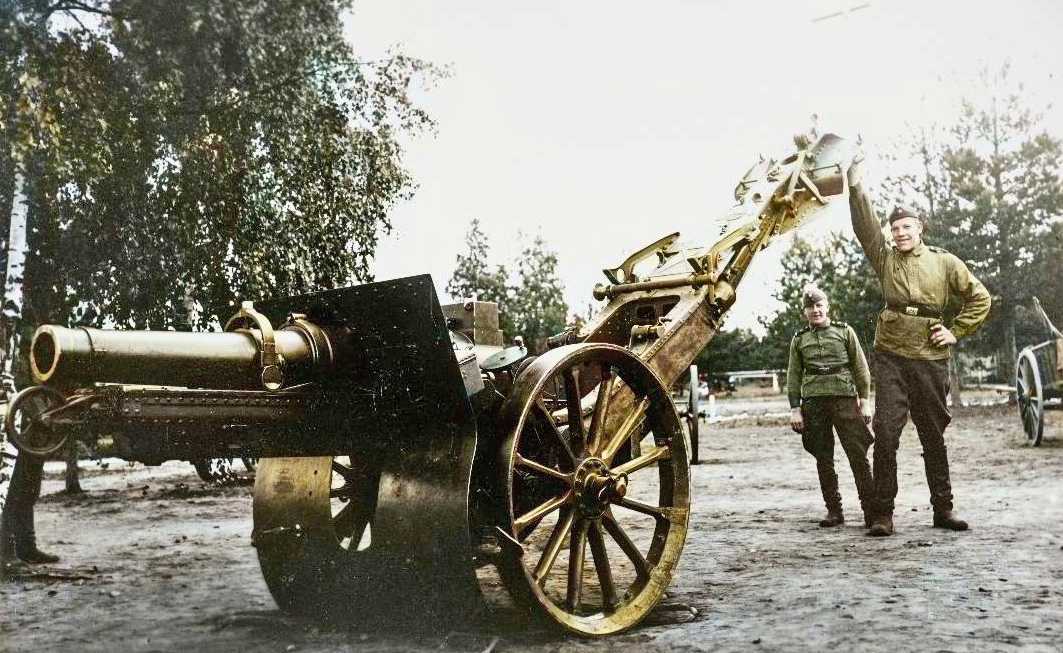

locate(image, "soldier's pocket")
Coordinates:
875 311 902 351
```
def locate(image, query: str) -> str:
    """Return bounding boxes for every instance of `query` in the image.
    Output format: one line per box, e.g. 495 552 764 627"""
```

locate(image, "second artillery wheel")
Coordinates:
252 455 380 618
193 457 259 484
495 343 690 636
1016 348 1045 446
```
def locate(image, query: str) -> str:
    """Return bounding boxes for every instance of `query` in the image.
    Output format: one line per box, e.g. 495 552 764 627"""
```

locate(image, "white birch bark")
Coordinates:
0 168 30 514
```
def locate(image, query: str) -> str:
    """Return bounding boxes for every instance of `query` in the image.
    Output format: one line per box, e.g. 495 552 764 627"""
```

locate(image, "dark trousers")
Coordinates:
871 351 954 514
801 396 875 513
1 453 45 554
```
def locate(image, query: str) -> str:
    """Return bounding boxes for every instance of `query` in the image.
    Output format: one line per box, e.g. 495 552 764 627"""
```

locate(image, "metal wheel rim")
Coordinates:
3 385 68 457
498 343 690 636
253 455 379 613
1016 349 1044 446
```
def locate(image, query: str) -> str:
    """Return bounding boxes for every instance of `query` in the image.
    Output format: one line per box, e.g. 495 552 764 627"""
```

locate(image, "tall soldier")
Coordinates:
848 159 991 537
787 285 875 528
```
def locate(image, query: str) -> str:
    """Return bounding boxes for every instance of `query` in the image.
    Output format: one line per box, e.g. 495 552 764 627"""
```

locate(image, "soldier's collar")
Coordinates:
894 242 927 257
809 319 832 330
907 242 927 256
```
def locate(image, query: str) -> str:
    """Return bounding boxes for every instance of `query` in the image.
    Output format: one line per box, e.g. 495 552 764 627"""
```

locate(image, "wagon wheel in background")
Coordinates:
495 343 690 636
1016 348 1044 446
686 365 701 465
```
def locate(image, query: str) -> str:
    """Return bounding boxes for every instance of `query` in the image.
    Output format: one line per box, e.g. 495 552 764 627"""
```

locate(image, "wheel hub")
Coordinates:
573 457 628 517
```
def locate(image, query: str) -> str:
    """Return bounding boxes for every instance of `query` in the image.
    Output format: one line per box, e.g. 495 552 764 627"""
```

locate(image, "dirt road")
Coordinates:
2 403 1061 652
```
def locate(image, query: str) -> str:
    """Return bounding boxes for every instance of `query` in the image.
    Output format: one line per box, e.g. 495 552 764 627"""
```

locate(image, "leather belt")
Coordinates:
886 303 943 319
805 365 847 375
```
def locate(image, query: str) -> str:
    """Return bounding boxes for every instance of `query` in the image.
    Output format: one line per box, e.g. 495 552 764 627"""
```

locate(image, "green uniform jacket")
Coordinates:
849 184 992 360
787 321 871 409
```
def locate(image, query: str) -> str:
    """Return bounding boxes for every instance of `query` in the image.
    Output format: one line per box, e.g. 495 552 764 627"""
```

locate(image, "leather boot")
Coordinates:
922 441 958 513
853 469 875 529
867 513 894 537
816 461 844 527
13 519 59 565
933 510 969 531
819 509 844 528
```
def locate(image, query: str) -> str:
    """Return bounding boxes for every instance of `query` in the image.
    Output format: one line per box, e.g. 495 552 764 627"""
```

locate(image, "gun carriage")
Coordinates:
3 134 855 636
1015 297 1063 446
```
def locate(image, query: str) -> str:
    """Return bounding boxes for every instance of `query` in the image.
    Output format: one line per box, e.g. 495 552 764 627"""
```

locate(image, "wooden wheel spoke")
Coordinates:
601 396 650 462
534 509 575 584
514 491 571 534
332 501 358 537
563 367 586 450
329 486 353 499
615 497 687 524
602 513 652 581
612 444 671 476
516 454 572 483
587 367 616 454
588 521 619 610
331 460 356 480
533 400 576 466
566 519 590 611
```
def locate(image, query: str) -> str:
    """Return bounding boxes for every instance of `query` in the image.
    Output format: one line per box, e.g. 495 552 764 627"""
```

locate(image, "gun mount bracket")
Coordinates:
225 301 285 391
602 232 681 285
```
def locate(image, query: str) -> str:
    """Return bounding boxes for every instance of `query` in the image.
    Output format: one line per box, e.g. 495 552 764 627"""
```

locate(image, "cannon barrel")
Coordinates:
30 321 333 390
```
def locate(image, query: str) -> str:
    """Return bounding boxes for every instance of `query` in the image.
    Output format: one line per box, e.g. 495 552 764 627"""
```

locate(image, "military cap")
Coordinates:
888 206 924 224
802 284 828 307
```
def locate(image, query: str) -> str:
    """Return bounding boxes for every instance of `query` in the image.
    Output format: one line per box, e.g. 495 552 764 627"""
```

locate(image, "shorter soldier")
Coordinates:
1 452 59 567
787 286 875 528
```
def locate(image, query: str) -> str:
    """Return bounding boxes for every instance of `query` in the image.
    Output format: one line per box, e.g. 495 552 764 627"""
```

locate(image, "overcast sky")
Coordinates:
344 0 1062 334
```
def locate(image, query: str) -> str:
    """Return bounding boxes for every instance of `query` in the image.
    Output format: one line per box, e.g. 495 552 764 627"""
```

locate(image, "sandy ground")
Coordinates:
2 400 1061 653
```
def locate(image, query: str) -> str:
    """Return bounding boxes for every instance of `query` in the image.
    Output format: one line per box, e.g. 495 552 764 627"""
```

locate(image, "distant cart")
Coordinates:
1015 297 1063 445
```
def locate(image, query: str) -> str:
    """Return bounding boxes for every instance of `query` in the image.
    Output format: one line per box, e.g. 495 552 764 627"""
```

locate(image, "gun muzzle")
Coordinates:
30 322 334 390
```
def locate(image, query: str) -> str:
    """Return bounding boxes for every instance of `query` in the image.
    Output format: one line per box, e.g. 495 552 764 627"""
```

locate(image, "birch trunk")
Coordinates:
0 168 29 517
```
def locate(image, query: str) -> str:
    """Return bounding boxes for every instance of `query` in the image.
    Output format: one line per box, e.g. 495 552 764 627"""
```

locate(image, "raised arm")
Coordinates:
848 182 888 277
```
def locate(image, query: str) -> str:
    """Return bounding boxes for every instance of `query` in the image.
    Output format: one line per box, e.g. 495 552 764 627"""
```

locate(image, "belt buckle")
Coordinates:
904 306 919 316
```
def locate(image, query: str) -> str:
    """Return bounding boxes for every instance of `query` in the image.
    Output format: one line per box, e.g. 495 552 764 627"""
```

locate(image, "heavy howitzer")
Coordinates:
4 133 856 636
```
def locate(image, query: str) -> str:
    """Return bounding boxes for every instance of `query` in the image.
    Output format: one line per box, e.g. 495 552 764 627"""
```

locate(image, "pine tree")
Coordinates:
882 65 1063 380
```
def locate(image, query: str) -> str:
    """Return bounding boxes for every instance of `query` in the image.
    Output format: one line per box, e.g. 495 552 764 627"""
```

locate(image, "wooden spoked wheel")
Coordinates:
496 343 690 636
1016 348 1044 446
326 455 376 552
252 455 379 614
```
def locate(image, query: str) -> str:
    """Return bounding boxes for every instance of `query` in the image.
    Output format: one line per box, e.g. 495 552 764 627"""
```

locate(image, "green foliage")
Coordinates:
757 234 880 369
2 0 440 329
694 327 772 374
509 235 568 353
445 218 512 333
881 64 1063 377
447 220 569 352
1033 221 1063 334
